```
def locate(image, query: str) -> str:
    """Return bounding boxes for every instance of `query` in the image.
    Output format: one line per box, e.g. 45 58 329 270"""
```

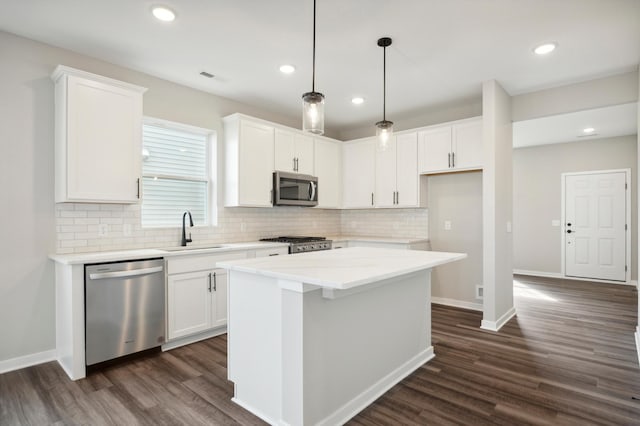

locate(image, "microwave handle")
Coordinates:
309 181 316 201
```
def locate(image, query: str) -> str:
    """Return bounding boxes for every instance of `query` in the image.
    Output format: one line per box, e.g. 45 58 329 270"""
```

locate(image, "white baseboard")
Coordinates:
635 327 640 367
162 327 227 351
514 269 636 286
317 347 435 426
481 306 516 332
0 349 56 374
432 297 483 311
513 269 563 279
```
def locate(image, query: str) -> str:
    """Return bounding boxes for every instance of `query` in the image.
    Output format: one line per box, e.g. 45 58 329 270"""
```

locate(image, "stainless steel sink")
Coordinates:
159 245 225 252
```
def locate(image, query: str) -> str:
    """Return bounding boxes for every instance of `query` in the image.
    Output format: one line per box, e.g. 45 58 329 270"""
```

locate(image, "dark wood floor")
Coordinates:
2 275 639 425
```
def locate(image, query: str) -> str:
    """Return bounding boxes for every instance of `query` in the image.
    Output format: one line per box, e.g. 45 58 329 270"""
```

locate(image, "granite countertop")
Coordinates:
218 246 465 290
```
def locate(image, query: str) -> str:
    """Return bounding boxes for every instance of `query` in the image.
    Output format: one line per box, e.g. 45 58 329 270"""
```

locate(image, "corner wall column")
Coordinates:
481 80 515 331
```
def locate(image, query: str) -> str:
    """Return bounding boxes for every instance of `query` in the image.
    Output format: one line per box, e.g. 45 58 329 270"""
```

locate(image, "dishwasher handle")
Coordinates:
88 266 163 280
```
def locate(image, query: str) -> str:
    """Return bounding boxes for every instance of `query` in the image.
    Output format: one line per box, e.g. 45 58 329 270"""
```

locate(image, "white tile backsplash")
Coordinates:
55 204 429 253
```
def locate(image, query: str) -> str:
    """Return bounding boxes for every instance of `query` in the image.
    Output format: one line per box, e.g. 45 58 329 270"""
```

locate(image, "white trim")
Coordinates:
635 327 640 367
162 327 226 351
0 349 56 374
481 306 516 332
561 169 632 283
432 297 483 311
316 347 435 426
232 348 435 426
514 269 636 286
513 269 563 279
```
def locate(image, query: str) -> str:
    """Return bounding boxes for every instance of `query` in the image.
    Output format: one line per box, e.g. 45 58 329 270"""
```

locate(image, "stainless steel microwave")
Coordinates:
273 171 318 207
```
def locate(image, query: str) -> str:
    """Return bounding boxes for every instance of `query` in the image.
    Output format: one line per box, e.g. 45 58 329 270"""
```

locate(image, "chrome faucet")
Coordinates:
181 211 194 246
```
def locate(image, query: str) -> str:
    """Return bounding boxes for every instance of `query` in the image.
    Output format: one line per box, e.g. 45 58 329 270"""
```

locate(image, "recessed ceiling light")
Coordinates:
351 97 364 105
152 5 176 22
583 127 595 134
279 64 296 74
533 42 557 55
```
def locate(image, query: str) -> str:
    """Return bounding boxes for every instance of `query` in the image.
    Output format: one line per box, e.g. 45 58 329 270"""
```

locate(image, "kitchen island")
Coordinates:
218 247 466 426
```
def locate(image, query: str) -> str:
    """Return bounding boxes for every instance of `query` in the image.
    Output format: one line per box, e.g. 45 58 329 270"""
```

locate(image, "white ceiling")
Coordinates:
0 0 639 135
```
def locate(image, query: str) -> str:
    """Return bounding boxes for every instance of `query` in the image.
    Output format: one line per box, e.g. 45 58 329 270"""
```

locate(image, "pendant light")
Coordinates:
375 37 393 150
302 0 324 135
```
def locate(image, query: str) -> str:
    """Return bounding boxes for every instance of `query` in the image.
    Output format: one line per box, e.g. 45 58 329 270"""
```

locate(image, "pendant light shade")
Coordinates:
302 91 325 134
376 37 393 150
302 0 324 135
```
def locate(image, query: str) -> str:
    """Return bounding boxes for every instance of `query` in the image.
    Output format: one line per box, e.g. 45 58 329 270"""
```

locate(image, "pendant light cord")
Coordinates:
382 43 386 121
312 0 316 93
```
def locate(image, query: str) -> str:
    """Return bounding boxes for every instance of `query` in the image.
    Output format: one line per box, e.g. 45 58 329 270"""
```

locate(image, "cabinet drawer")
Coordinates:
167 251 247 275
254 247 289 257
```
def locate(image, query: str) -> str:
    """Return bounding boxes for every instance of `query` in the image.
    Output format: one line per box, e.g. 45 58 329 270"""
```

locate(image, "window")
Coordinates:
141 119 213 227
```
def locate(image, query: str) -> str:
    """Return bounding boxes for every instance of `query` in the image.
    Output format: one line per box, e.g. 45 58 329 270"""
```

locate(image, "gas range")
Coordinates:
259 236 332 254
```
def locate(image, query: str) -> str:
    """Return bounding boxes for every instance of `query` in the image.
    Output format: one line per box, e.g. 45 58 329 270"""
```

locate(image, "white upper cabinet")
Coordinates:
224 114 275 207
274 129 314 175
375 132 422 208
342 138 376 209
418 117 482 174
314 137 342 209
51 65 146 203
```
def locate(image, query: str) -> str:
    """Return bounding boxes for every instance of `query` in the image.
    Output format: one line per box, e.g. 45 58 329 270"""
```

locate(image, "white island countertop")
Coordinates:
218 246 466 290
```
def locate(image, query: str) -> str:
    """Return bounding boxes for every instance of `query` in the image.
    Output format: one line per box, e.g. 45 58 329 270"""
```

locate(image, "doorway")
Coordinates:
562 169 630 282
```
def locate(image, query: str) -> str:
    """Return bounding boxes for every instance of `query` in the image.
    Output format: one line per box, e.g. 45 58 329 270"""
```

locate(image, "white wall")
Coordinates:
512 70 638 122
428 172 483 309
513 136 637 279
0 30 427 363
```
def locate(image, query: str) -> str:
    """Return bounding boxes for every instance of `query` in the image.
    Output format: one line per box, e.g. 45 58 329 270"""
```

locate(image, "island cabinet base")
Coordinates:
227 269 433 426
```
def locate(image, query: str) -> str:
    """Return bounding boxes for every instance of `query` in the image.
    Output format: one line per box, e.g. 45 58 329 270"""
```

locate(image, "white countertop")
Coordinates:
49 242 289 265
218 246 466 290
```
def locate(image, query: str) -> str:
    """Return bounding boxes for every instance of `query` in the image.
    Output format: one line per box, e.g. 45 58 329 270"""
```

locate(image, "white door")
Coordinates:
452 119 483 170
564 171 627 281
395 132 418 207
342 139 376 208
375 136 397 208
314 138 341 208
294 134 315 175
167 271 212 339
211 269 228 328
274 129 296 172
417 126 451 173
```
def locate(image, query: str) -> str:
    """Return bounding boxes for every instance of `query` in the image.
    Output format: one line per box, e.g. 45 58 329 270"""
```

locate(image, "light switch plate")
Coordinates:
444 220 452 230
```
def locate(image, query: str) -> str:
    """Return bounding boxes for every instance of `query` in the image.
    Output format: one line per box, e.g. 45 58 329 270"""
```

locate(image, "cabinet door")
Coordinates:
66 75 142 202
314 138 342 208
294 134 315 175
418 126 452 173
395 132 418 207
211 269 228 328
453 120 483 170
375 137 397 208
274 129 295 172
342 139 376 208
167 271 211 340
239 120 274 206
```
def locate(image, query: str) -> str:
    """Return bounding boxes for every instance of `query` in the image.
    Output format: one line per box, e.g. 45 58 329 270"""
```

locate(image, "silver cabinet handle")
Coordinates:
448 152 451 168
452 152 455 168
371 192 374 206
136 178 141 199
89 266 163 280
309 181 316 201
208 272 212 292
213 272 217 292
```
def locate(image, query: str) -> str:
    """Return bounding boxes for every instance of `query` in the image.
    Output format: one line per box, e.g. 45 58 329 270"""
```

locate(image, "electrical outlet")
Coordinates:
476 285 484 299
98 224 108 237
444 220 452 231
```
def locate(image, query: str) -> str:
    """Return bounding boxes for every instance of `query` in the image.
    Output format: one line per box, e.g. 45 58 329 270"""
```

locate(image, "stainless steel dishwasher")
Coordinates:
85 258 165 366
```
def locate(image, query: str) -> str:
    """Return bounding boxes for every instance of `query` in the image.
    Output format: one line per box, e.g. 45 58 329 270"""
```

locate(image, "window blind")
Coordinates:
141 123 209 227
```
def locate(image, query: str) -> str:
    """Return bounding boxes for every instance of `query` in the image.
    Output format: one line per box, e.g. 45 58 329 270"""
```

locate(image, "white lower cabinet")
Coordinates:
167 269 227 339
166 252 244 342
